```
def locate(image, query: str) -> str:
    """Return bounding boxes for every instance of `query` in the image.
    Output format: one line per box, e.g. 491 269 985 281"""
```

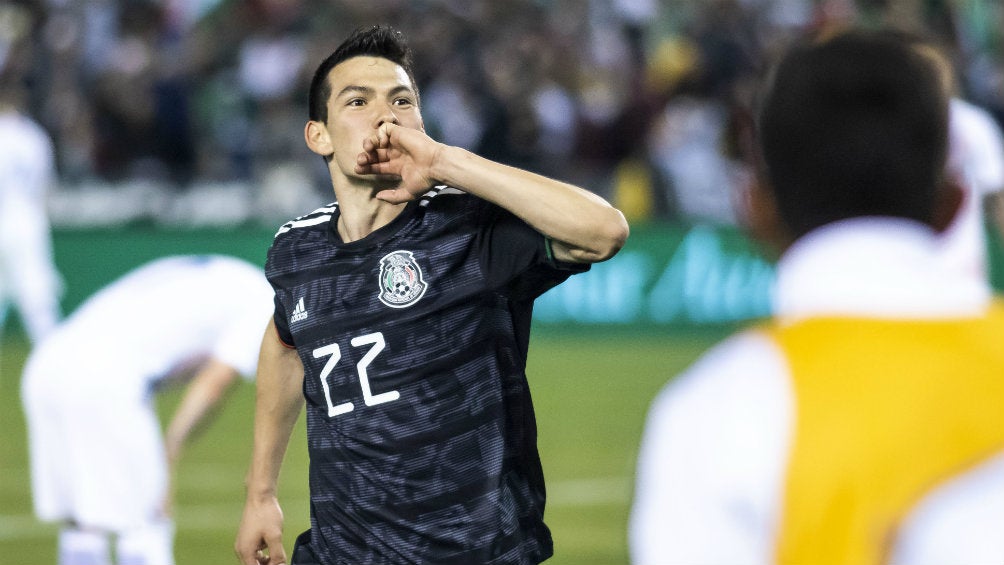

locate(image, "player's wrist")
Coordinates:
243 478 279 501
428 143 461 187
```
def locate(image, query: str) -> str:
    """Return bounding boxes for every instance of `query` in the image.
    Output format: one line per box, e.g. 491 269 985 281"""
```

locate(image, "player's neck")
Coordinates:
335 196 407 243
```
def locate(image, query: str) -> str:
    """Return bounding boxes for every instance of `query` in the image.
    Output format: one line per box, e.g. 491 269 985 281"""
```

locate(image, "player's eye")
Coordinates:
393 97 415 107
347 98 366 107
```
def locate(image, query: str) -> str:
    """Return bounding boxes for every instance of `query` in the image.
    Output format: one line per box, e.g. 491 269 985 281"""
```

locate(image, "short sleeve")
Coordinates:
272 293 294 347
212 310 272 379
478 204 590 300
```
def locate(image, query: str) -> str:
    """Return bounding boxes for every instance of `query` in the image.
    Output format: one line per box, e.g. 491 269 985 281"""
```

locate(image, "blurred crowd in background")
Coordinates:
2 0 1003 227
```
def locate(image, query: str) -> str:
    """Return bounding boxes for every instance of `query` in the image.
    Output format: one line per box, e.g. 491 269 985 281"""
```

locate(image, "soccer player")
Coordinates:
629 30 1004 564
21 255 274 565
940 92 1004 288
0 5 63 348
234 25 628 565
902 32 1004 293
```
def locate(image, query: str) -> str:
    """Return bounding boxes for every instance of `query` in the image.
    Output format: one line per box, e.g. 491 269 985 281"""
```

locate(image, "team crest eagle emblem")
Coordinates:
378 250 428 308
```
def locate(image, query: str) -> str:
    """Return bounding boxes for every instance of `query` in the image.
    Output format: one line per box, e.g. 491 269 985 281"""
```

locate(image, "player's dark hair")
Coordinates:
755 29 950 238
307 25 418 123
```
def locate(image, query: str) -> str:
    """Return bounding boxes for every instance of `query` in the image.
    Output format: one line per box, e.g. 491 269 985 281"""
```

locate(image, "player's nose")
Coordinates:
374 103 400 128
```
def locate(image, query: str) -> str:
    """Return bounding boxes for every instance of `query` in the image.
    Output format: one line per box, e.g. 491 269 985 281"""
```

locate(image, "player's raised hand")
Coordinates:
355 122 445 203
235 496 287 565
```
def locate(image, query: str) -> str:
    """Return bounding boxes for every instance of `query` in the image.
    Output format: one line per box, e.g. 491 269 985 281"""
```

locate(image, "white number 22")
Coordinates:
312 332 400 417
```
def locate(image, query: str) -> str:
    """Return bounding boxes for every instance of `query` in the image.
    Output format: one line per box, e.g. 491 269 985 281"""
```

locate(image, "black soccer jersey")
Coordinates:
265 187 588 565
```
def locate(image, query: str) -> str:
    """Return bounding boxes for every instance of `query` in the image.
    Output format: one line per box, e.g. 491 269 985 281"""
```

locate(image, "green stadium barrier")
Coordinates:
6 220 999 336
39 223 775 330
50 225 275 316
534 223 775 329
988 218 1004 293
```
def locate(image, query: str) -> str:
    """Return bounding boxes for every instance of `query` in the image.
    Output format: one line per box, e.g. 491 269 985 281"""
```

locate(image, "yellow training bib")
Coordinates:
765 300 1004 565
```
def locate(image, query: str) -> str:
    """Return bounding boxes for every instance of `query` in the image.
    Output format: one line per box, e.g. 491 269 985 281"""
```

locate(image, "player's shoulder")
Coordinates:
950 98 1004 145
420 184 465 202
415 184 472 212
267 203 339 280
273 202 339 239
419 184 497 226
660 329 789 414
0 113 53 161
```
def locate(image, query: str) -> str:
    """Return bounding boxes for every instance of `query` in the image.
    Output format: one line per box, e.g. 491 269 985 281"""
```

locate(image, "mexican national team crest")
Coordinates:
378 250 428 308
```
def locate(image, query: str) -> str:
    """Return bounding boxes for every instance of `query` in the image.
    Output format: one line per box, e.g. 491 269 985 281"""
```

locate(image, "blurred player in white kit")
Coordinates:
21 255 274 565
906 32 1004 291
0 3 63 347
939 95 1004 289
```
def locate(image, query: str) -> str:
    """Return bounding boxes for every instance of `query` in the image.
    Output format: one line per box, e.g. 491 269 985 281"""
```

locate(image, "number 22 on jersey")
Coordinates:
312 331 400 417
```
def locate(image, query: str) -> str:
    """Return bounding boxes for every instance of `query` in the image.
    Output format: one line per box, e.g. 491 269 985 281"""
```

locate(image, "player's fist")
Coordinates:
235 496 287 565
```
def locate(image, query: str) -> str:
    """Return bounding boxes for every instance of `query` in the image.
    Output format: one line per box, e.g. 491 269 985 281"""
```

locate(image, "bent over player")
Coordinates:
22 255 274 564
235 25 628 565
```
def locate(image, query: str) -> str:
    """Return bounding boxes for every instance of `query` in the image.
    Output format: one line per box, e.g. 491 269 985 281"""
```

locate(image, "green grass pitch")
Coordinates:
0 328 724 564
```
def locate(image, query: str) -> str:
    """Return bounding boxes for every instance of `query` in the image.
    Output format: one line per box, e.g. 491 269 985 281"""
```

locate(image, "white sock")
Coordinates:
58 527 111 565
116 518 175 565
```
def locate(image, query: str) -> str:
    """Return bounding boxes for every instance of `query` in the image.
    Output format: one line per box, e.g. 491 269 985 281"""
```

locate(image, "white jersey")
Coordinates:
0 110 53 216
0 109 61 341
39 254 273 386
938 98 1004 286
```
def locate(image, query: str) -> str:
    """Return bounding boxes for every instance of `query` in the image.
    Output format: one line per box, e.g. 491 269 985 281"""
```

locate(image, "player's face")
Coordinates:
317 56 424 182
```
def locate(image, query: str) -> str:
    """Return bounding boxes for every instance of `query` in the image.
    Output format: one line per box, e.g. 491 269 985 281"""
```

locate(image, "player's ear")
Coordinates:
931 176 964 233
305 120 334 157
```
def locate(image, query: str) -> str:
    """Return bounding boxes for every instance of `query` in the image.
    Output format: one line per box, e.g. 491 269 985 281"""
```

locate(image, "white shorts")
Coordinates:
21 340 167 532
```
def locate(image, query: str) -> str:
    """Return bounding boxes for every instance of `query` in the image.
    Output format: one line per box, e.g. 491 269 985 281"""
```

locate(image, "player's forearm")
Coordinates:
432 145 629 263
245 408 299 498
245 394 302 498
164 359 238 464
245 324 305 498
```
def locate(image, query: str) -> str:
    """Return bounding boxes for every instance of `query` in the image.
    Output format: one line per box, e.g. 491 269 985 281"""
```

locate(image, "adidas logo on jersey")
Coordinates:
290 297 308 323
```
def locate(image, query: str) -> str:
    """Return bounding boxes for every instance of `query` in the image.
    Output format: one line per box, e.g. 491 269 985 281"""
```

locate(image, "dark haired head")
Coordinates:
308 25 418 123
755 29 950 238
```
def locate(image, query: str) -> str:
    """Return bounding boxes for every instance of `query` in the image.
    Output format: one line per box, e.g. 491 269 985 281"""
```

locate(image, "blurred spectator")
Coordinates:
6 0 1003 228
646 1 759 224
89 0 196 184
